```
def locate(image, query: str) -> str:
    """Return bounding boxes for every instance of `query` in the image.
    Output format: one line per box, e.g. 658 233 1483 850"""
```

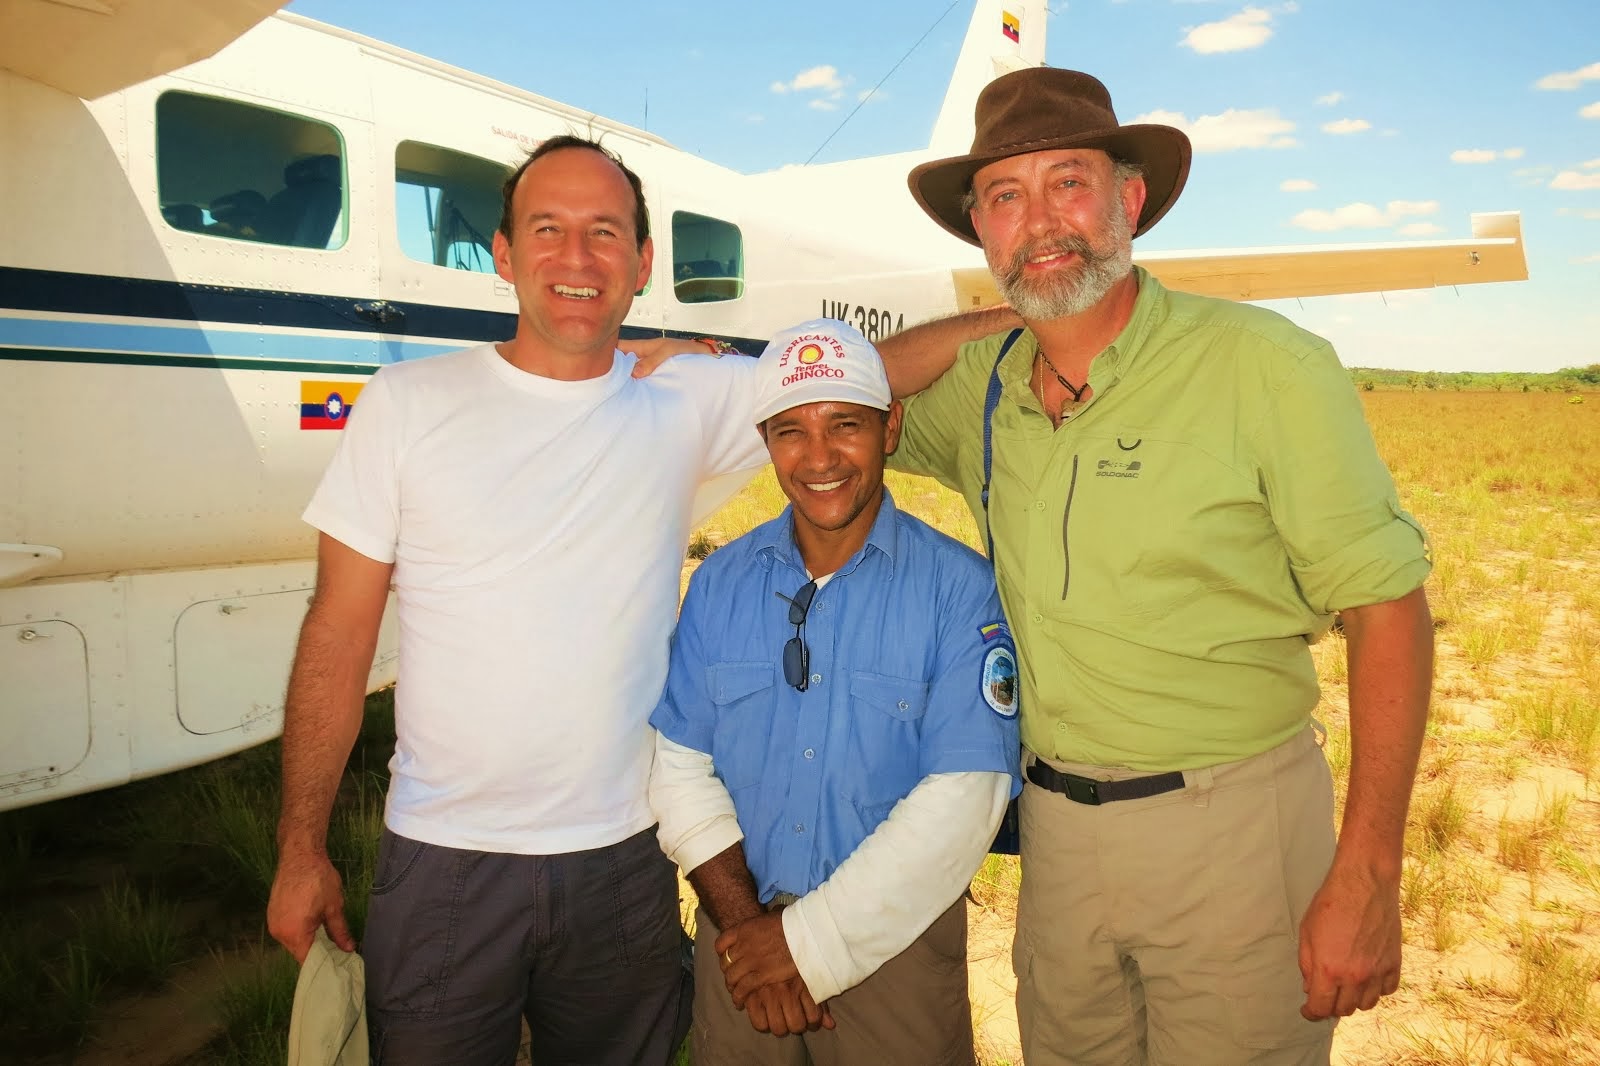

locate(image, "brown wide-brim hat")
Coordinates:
909 67 1192 245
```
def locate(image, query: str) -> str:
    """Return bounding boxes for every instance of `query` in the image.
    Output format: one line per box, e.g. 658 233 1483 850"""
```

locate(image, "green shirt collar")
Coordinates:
997 266 1171 404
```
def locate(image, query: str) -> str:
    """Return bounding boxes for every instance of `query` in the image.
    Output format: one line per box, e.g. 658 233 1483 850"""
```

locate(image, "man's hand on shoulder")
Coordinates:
630 337 741 378
1297 856 1402 1020
267 846 355 963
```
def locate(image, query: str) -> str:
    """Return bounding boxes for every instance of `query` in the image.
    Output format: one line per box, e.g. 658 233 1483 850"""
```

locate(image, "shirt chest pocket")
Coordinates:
707 662 777 792
1062 433 1267 620
846 672 931 811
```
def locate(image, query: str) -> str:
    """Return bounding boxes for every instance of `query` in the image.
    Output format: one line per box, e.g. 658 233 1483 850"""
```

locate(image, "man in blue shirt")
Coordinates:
650 319 1022 1066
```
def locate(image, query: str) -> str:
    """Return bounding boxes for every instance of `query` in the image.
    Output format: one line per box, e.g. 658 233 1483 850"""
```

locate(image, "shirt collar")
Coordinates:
751 487 901 580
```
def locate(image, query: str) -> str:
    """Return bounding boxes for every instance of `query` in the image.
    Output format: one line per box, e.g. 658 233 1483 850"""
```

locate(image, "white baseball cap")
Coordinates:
750 318 892 426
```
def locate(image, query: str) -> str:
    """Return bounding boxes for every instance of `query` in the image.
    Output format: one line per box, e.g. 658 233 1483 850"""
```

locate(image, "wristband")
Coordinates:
694 337 740 357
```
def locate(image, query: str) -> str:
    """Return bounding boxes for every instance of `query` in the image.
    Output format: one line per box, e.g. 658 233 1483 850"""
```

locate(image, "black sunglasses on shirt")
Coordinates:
775 580 819 691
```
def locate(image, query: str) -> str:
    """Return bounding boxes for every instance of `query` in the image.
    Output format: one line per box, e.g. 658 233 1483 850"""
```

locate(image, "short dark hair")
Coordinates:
498 134 650 249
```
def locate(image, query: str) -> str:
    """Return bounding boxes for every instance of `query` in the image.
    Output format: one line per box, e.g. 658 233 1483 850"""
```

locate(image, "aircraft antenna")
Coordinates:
803 0 961 165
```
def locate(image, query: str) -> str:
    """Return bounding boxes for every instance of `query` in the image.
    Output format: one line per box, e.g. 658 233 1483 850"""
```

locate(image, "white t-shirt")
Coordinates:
304 344 764 854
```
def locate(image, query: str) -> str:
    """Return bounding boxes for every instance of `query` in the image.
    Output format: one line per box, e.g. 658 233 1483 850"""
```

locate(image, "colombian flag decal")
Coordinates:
300 379 365 430
979 620 1009 643
1002 11 1020 42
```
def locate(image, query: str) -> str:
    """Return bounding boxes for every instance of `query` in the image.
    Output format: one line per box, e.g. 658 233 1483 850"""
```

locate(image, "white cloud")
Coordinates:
1280 178 1317 191
744 113 765 124
808 98 838 111
1450 147 1524 163
772 65 844 95
1322 117 1372 135
1551 169 1600 190
1316 91 1343 106
1289 200 1439 232
1182 7 1275 54
1557 207 1600 219
1514 164 1556 187
1133 107 1296 151
1535 61 1600 91
1585 158 1600 169
857 88 886 103
1583 101 1600 119
1573 253 1600 264
1399 222 1445 237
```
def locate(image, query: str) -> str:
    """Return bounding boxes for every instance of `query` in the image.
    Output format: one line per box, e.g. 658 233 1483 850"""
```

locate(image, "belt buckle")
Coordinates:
1062 773 1101 805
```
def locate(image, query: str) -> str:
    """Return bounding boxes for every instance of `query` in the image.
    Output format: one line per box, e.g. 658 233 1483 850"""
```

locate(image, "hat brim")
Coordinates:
907 126 1192 246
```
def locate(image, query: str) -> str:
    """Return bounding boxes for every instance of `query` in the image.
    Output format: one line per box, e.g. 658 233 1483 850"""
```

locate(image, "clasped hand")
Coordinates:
714 911 834 1036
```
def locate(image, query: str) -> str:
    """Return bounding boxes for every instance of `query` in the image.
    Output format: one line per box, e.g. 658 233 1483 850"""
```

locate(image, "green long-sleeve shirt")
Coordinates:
893 269 1430 771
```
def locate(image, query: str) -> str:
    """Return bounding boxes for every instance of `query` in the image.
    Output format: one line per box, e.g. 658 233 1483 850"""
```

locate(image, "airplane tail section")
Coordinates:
929 0 1049 154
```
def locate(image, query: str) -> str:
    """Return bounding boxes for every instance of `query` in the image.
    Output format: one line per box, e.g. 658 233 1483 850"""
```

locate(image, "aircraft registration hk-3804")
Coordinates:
0 0 1528 810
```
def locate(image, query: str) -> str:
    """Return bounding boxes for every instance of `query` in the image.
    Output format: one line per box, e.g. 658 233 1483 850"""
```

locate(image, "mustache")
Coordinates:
1002 235 1101 283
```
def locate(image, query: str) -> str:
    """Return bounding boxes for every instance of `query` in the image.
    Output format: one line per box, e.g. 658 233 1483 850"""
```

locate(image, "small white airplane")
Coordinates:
0 0 1527 811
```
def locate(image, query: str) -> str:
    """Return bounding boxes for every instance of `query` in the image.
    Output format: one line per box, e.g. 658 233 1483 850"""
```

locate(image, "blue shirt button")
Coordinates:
794 823 805 834
810 673 822 685
803 748 815 759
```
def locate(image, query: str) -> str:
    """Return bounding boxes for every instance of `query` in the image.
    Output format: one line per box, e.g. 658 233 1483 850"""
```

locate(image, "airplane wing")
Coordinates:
951 211 1528 307
0 0 286 99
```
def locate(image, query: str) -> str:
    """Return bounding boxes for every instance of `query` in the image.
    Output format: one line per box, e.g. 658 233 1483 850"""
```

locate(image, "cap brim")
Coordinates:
907 126 1192 246
752 386 892 427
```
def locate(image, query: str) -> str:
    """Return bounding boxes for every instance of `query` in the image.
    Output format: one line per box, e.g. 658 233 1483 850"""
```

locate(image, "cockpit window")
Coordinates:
672 212 744 303
394 141 509 275
155 91 347 250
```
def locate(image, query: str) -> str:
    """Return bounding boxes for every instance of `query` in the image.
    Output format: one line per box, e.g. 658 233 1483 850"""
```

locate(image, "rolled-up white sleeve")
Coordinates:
649 732 744 874
781 770 1009 1002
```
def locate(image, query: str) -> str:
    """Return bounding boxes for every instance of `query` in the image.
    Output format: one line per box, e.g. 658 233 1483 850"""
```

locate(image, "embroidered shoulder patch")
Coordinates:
981 644 1019 718
978 620 1010 643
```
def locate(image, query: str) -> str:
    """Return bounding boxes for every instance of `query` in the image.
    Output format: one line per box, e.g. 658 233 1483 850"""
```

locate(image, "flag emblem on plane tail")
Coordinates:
1002 11 1020 42
300 380 366 430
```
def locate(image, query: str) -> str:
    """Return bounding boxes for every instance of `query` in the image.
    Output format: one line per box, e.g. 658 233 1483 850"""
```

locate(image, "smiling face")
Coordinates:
491 146 653 367
762 400 903 566
969 147 1144 321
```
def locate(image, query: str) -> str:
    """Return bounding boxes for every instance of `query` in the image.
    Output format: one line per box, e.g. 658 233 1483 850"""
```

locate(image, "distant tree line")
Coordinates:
1348 365 1600 392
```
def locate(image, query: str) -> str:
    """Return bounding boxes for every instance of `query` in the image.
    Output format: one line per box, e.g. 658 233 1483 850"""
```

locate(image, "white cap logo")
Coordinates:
751 318 891 425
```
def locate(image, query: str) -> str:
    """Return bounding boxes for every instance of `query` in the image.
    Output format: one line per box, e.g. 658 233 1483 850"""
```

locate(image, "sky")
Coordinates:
285 0 1599 373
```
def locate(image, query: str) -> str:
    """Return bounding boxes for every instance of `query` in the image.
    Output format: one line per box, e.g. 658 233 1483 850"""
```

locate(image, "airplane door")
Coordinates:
0 621 90 789
656 180 758 344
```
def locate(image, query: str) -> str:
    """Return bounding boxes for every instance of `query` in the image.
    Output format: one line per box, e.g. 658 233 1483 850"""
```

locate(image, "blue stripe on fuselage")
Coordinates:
0 317 460 365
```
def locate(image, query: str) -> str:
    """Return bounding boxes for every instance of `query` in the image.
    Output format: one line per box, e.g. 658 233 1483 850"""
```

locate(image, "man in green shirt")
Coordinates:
888 68 1434 1065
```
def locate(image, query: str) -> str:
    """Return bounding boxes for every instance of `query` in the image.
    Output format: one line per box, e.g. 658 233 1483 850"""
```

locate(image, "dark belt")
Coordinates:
1026 759 1186 805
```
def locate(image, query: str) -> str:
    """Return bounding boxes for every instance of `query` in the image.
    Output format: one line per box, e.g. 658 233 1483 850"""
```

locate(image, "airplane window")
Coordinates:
672 212 744 304
395 141 510 275
155 91 347 250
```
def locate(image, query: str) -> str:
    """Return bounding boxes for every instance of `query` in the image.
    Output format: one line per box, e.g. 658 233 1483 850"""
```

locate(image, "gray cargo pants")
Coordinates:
364 825 690 1066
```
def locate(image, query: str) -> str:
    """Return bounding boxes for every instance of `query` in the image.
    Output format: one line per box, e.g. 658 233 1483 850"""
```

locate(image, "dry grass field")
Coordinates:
1 388 1595 1065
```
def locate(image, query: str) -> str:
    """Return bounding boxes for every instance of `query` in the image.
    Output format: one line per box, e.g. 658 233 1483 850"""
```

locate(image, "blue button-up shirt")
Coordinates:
651 490 1022 903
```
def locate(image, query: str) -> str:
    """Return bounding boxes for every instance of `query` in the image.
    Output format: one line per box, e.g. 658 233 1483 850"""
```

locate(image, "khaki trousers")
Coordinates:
692 900 976 1066
1015 726 1338 1066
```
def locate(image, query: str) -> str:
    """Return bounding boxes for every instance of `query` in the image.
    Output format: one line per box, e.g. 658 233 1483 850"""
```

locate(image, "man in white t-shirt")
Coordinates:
265 135 768 1065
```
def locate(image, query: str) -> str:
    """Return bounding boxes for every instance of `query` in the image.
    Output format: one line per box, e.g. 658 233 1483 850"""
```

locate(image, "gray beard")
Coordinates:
993 208 1134 321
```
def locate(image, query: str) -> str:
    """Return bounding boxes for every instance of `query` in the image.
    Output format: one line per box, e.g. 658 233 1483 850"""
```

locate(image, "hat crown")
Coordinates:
905 65 1192 246
970 69 1120 157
